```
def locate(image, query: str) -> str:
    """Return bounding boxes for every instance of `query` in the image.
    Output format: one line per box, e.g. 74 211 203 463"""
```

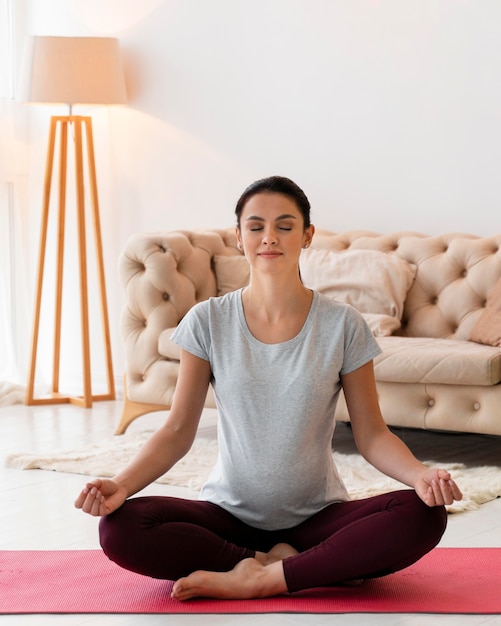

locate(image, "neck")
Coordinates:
241 277 313 344
243 275 312 317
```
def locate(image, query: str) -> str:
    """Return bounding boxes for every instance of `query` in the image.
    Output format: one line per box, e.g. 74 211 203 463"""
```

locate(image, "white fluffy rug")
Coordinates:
0 381 25 406
5 430 501 514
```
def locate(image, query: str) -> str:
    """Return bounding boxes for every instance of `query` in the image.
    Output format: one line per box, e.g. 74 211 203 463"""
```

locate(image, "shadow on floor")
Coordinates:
333 422 501 468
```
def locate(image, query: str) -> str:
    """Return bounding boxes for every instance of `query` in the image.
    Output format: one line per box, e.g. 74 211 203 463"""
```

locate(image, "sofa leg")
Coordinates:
115 395 170 435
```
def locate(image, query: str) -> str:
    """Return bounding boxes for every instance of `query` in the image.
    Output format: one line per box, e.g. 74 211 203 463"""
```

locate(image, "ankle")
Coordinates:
254 560 288 597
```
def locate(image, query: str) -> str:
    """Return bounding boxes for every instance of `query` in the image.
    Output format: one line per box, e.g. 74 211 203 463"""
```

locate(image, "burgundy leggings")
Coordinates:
99 489 447 593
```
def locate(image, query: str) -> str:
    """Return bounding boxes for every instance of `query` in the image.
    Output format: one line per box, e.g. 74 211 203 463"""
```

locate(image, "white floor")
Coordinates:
1 399 500 626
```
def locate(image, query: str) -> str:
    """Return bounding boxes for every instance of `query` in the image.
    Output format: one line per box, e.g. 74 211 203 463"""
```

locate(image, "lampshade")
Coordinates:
18 36 127 106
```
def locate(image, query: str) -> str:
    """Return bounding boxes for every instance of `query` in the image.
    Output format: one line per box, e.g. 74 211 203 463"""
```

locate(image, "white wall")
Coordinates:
9 0 501 391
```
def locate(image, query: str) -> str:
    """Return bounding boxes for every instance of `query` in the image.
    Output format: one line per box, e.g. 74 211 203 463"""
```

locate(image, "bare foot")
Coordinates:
256 542 299 565
171 557 288 601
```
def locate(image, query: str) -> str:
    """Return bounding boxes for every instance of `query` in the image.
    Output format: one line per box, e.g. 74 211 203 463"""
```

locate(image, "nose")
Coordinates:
262 227 278 245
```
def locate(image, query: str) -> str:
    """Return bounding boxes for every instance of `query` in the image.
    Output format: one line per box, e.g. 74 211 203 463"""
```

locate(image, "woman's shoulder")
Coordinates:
188 289 241 318
210 288 242 309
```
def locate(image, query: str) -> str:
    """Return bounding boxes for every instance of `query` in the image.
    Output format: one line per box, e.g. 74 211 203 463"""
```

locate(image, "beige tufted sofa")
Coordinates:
116 229 501 437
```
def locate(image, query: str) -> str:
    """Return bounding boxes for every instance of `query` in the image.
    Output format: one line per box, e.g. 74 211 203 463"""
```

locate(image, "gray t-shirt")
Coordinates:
171 289 381 530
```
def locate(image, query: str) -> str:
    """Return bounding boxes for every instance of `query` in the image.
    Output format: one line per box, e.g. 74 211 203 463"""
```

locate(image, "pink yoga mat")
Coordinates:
1 548 500 614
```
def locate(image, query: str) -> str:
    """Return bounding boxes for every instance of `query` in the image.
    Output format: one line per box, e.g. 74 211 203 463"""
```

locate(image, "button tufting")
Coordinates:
159 245 166 253
473 402 480 411
461 269 467 278
428 399 435 407
162 292 169 301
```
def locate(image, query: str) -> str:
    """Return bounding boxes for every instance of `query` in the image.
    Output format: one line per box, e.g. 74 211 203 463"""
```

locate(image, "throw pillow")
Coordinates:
362 313 402 337
469 277 501 347
213 255 250 296
299 248 417 334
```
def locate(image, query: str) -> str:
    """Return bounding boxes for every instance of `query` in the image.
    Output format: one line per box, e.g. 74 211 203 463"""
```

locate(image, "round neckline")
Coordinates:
236 288 317 347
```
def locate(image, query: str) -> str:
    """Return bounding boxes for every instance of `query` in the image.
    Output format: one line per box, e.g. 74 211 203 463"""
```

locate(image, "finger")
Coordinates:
74 491 86 509
437 479 455 505
430 479 445 506
438 478 463 505
74 480 102 509
436 469 451 482
90 492 105 516
448 479 463 501
81 487 103 515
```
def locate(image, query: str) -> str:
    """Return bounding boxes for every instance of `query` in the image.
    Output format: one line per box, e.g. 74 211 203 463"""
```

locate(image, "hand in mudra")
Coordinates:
74 478 127 516
415 468 463 507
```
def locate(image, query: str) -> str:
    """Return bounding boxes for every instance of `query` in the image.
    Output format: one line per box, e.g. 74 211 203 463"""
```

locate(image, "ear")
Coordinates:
235 226 243 251
303 224 315 248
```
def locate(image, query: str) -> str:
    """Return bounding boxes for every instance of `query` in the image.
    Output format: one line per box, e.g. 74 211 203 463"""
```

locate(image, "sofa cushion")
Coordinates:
158 327 181 360
374 336 501 386
299 248 416 335
213 254 249 296
469 277 501 347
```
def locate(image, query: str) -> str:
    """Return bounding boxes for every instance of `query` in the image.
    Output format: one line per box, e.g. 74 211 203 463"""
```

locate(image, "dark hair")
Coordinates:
235 176 311 229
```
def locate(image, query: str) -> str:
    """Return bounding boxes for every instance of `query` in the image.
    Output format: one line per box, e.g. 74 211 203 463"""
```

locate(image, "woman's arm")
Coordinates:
341 361 462 506
74 350 212 516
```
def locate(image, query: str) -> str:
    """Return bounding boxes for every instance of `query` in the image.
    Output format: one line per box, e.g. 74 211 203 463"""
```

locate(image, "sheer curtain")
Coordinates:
0 0 30 405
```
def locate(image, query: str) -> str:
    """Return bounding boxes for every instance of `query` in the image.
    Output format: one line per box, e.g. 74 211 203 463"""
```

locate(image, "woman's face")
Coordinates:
236 192 314 274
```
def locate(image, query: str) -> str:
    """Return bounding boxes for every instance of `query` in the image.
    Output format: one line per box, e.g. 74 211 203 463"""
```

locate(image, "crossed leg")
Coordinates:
99 490 447 601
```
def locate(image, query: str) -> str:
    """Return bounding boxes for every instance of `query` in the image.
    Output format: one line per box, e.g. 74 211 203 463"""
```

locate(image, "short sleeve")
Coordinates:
170 301 211 362
340 307 382 376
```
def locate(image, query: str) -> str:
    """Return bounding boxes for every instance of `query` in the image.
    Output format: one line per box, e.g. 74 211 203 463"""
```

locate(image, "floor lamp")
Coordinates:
18 36 127 407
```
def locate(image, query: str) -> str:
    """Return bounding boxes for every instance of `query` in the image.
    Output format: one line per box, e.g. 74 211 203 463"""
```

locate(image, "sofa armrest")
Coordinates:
119 228 237 405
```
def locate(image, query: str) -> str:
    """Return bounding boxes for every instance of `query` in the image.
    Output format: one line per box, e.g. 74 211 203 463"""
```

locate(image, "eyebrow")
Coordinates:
245 214 298 222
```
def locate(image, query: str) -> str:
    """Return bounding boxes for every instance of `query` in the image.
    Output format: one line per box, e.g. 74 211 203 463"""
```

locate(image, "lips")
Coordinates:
259 252 283 258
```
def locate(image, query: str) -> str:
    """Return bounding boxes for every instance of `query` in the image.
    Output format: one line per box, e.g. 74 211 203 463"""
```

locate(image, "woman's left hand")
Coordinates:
415 468 463 507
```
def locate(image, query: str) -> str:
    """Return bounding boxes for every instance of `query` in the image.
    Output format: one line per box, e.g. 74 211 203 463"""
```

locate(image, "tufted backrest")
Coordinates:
119 229 239 400
312 230 501 339
119 229 239 327
119 229 501 401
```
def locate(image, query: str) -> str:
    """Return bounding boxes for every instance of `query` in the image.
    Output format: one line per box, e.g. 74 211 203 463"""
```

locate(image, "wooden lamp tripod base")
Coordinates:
25 115 115 407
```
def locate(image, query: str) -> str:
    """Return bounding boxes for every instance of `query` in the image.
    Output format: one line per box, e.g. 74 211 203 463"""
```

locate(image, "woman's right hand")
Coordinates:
74 478 127 517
